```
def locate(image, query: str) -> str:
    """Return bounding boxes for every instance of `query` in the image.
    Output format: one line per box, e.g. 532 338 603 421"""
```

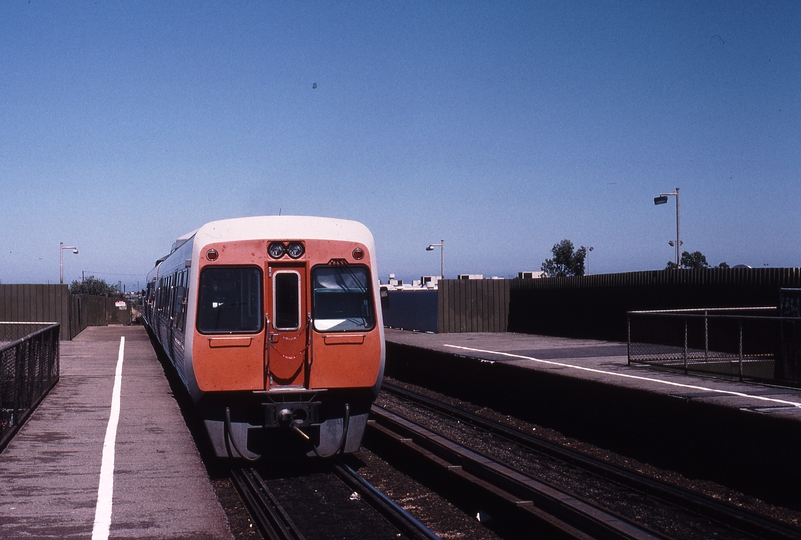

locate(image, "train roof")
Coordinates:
171 230 196 253
148 216 376 283
190 216 375 248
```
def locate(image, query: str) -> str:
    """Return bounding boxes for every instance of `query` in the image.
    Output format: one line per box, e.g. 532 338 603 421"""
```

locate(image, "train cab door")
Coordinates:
265 264 309 388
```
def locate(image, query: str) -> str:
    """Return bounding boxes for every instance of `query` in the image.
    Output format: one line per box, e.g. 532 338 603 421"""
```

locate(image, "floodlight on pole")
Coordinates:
426 240 444 279
60 242 79 284
653 188 680 268
581 246 594 275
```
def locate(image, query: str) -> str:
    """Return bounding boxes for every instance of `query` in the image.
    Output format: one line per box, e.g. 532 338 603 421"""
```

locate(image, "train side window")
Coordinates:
197 266 263 334
272 270 300 331
173 270 188 331
157 278 166 312
311 265 375 332
167 274 177 321
180 269 189 332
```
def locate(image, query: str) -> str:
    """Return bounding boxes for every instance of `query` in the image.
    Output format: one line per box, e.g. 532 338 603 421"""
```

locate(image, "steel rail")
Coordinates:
229 466 307 540
231 462 440 540
331 460 442 540
370 404 658 540
381 382 801 540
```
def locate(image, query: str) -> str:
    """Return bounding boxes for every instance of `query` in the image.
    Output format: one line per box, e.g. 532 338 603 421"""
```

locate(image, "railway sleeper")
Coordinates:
368 407 660 540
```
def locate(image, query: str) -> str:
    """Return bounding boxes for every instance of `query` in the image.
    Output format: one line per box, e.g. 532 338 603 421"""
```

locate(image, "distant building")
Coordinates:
384 272 543 288
383 274 435 290
420 275 440 288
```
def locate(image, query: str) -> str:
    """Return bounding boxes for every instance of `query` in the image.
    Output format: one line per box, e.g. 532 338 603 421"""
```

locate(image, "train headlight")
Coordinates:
206 249 219 261
268 242 286 258
352 247 364 260
287 242 304 259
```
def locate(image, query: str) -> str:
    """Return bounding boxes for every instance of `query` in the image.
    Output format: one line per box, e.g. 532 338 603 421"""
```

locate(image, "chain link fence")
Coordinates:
627 307 800 383
0 322 60 451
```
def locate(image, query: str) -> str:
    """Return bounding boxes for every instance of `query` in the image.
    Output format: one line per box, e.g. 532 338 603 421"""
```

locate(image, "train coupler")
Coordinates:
263 401 321 428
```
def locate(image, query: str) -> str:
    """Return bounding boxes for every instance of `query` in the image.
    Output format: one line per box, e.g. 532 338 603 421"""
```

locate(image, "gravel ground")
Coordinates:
209 377 801 538
380 377 801 533
210 475 260 539
352 448 503 540
211 449 502 540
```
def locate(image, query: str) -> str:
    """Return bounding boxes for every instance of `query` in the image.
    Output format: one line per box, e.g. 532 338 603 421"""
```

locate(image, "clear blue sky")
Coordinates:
1 2 799 290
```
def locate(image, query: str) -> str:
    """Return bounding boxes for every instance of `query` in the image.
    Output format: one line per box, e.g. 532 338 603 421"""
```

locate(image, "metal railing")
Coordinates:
627 307 801 383
0 322 60 451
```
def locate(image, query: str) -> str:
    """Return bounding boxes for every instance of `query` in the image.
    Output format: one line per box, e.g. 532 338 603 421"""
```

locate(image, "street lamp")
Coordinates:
426 240 444 279
60 242 78 284
654 187 680 268
581 246 594 275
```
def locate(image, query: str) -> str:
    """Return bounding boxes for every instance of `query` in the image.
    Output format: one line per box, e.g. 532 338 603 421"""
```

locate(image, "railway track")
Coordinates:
367 382 801 540
229 460 440 540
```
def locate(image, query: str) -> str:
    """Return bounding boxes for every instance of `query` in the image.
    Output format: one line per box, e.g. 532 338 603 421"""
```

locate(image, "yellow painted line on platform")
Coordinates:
444 344 801 409
92 336 125 540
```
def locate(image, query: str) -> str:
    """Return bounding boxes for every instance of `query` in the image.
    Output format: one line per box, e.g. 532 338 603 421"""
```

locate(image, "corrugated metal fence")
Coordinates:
383 268 801 337
0 285 132 340
438 279 511 333
382 280 512 333
509 268 801 341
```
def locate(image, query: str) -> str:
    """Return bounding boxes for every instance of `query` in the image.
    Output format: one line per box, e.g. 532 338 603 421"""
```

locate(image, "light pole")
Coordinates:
60 242 78 284
581 246 594 275
654 187 680 268
426 240 444 279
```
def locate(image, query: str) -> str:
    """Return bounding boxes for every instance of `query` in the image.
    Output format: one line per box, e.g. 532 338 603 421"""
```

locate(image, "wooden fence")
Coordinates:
0 285 131 340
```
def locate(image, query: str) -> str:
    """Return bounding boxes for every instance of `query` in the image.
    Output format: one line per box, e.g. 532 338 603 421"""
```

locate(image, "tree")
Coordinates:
665 251 728 270
69 276 120 297
541 239 586 277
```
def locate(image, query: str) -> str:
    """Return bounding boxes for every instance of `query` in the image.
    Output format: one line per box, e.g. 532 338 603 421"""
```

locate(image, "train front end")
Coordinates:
184 217 385 459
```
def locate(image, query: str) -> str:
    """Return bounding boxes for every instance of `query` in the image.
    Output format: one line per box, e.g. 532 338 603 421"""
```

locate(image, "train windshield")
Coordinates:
312 265 375 332
197 266 263 333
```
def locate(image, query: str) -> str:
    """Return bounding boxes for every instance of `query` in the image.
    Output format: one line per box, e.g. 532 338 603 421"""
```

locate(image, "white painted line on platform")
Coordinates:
444 344 801 409
92 336 125 540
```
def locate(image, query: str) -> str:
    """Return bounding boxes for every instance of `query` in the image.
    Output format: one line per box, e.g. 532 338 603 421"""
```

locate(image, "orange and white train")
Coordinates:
143 216 384 459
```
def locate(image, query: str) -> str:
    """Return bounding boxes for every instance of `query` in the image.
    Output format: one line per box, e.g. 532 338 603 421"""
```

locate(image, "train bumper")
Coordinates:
201 397 371 460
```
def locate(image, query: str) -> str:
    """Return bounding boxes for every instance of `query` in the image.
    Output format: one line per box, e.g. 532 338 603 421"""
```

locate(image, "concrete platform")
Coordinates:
385 329 801 416
0 325 232 539
384 329 801 509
